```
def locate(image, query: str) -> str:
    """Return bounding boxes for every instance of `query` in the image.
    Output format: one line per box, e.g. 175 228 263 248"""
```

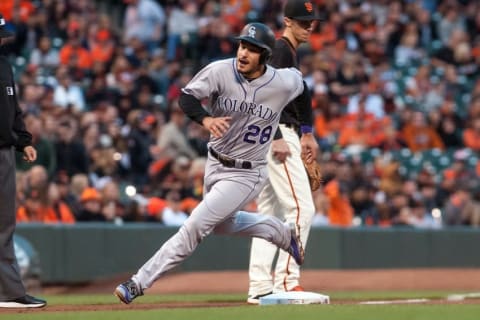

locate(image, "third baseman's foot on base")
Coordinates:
289 285 305 292
247 291 273 305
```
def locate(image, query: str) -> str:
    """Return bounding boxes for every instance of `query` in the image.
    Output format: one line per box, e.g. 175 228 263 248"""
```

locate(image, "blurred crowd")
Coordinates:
3 0 480 228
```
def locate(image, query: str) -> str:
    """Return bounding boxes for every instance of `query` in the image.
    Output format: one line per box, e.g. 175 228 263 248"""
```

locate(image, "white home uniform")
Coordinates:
248 36 316 297
130 58 304 290
249 124 315 294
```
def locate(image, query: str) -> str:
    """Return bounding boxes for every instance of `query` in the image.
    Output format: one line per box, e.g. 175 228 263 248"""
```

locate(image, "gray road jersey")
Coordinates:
182 58 303 162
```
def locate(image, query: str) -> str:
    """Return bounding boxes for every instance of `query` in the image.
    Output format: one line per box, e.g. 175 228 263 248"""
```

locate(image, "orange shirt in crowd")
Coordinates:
354 23 377 41
323 180 353 227
0 0 34 21
401 125 445 152
221 0 250 31
17 203 76 224
314 114 329 139
314 113 344 140
90 43 114 64
337 113 383 148
59 44 93 69
337 124 373 148
472 45 480 59
310 23 337 51
463 128 480 151
90 30 115 63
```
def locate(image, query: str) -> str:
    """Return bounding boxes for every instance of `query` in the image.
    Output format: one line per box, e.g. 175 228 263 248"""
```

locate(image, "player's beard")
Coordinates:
237 59 265 79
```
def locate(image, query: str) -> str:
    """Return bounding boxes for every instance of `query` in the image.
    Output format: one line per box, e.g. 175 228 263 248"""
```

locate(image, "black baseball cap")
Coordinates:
284 0 323 21
0 14 14 38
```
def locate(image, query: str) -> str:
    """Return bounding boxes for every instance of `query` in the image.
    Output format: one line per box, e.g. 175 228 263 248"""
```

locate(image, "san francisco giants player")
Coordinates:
114 22 313 304
247 0 321 304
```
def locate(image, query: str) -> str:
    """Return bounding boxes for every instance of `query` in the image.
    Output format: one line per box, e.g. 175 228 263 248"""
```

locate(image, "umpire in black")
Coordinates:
0 13 46 308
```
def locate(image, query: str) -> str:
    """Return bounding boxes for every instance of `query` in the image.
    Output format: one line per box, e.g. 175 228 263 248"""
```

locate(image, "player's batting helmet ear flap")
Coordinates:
235 22 276 64
259 49 272 65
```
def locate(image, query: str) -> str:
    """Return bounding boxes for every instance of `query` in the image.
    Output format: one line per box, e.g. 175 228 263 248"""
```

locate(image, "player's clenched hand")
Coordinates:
300 133 318 164
271 138 291 163
202 116 232 138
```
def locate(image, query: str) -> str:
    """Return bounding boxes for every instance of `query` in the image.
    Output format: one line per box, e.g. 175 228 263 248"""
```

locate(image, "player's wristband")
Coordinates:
300 125 313 134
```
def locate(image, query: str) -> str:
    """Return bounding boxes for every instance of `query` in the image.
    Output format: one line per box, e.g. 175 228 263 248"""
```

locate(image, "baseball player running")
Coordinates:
247 0 321 304
114 22 313 304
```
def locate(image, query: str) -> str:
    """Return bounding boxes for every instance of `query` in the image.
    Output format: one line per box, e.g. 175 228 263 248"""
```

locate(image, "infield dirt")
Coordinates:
1 268 479 314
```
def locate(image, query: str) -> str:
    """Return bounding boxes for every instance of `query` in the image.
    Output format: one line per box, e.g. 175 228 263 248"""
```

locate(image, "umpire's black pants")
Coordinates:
0 147 25 300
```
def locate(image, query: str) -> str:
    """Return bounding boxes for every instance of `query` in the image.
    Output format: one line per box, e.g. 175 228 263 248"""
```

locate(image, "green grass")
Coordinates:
41 290 469 304
4 291 480 320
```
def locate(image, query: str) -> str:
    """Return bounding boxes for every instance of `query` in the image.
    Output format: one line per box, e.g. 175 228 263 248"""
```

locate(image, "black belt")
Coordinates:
209 147 252 169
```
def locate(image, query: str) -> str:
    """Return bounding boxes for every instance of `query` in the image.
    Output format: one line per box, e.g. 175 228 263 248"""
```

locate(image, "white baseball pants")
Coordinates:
248 124 315 296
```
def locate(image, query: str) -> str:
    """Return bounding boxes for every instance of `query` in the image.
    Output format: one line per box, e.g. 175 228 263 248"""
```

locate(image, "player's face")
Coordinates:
236 41 264 79
288 18 316 43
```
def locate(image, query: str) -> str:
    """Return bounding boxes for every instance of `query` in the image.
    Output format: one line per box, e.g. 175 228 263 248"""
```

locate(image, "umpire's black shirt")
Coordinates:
0 56 32 151
270 37 311 128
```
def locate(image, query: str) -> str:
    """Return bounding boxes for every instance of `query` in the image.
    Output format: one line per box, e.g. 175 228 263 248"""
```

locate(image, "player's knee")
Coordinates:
182 217 209 240
296 203 315 228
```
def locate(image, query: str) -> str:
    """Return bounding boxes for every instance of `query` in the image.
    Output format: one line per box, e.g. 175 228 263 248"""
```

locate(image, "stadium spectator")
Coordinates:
161 190 188 227
15 114 57 178
401 111 445 152
415 7 438 51
127 110 158 192
16 168 74 224
329 52 365 106
4 0 480 228
463 116 480 151
54 118 89 177
430 98 464 149
166 1 199 61
76 187 105 221
52 67 87 112
29 36 60 74
436 3 466 46
156 103 197 160
432 28 468 68
346 82 385 119
58 24 93 70
123 0 166 53
375 124 407 151
443 185 473 226
145 196 166 222
44 182 76 224
322 157 354 227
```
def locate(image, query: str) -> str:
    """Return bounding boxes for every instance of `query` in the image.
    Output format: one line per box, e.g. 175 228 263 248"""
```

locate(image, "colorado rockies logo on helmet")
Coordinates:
248 26 256 38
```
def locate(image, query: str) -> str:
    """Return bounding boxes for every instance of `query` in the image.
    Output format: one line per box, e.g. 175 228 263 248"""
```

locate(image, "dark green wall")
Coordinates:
15 224 480 283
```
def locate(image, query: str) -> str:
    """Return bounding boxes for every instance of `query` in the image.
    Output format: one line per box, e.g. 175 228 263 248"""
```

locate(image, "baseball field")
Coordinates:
2 269 479 319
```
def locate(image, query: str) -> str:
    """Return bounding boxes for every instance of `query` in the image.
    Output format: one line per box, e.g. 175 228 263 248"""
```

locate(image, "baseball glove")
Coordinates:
302 155 322 191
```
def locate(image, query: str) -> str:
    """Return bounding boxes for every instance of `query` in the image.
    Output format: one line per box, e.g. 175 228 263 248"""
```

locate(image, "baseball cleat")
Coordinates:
114 279 143 304
287 223 304 266
247 291 272 305
289 285 305 292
